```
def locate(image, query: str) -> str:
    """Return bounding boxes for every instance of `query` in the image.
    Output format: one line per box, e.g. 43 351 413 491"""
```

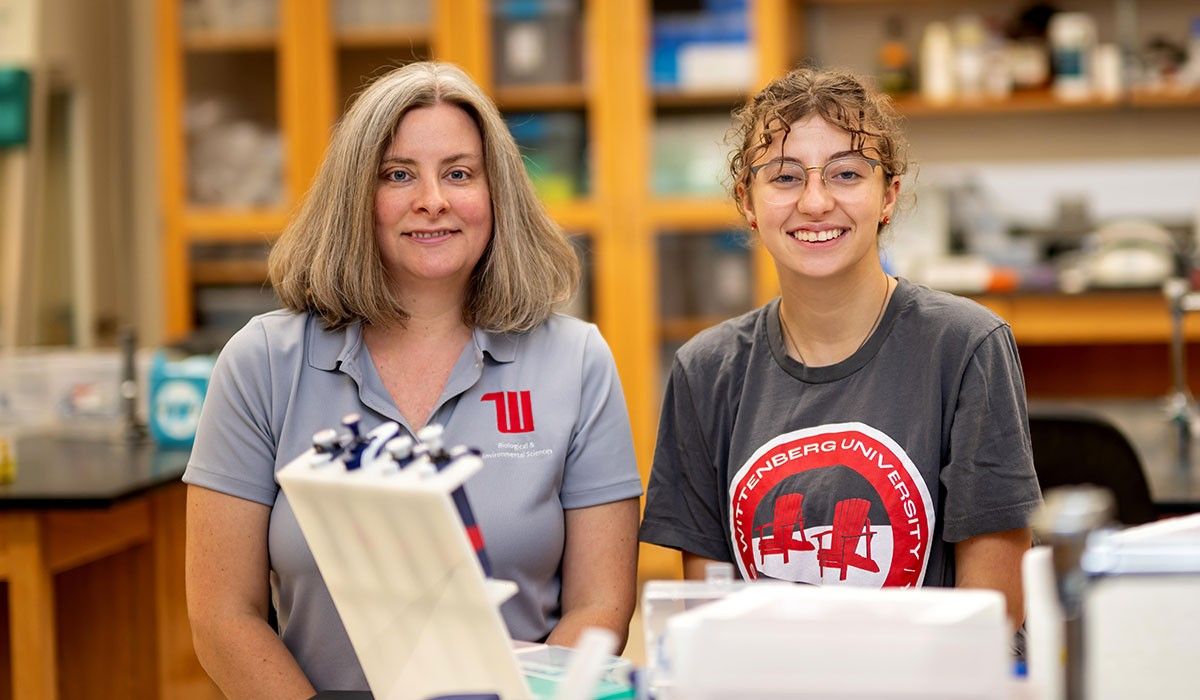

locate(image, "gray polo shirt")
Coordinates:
184 310 642 692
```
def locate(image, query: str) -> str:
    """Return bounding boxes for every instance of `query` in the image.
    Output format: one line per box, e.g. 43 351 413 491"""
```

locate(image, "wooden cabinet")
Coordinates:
156 1 1200 580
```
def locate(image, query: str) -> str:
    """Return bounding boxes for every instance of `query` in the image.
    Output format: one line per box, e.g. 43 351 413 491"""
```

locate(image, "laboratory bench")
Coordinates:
0 431 217 700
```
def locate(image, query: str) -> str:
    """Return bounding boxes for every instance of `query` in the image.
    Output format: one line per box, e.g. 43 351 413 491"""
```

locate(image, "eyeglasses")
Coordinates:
749 155 884 205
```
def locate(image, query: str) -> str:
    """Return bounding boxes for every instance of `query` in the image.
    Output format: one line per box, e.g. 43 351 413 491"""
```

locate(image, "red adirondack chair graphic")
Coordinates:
813 497 880 581
754 492 814 565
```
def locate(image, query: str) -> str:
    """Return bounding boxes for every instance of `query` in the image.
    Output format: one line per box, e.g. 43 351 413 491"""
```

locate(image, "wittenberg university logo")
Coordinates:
481 390 535 433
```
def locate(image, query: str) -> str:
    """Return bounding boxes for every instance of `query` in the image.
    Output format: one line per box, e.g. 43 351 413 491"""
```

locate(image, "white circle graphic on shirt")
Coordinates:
728 422 934 586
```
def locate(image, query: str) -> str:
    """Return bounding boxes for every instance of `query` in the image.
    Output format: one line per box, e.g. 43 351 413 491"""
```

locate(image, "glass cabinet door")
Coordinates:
331 0 433 116
658 230 754 390
180 0 284 210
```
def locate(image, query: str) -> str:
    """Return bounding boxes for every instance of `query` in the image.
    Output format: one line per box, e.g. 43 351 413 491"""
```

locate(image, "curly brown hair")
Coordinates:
728 67 910 218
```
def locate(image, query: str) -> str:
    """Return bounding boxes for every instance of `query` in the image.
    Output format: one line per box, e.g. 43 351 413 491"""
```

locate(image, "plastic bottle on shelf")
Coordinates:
1093 43 1124 101
1181 17 1200 88
1048 12 1097 101
920 21 956 104
953 14 987 100
982 18 1013 99
877 15 912 95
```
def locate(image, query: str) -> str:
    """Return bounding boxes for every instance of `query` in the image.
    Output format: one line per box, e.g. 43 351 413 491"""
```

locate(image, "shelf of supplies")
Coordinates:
495 84 589 111
890 87 1200 117
661 315 735 343
547 200 597 232
183 29 278 52
335 24 431 49
192 259 270 285
1128 89 1200 109
891 89 1120 117
651 198 742 231
183 209 288 242
654 88 748 110
973 291 1200 345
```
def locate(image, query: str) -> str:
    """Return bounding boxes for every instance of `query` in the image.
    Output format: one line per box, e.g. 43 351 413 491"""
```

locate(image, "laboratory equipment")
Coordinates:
1025 489 1200 700
641 564 1010 700
278 419 632 699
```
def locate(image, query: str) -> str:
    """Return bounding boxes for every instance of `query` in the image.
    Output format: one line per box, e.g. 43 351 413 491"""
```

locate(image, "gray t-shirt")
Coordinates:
184 310 642 691
640 278 1042 587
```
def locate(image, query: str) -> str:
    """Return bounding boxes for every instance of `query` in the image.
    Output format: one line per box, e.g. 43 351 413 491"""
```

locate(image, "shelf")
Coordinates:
547 200 598 232
890 87 1200 118
192 259 269 285
495 84 589 111
335 24 431 49
651 198 743 231
183 209 288 242
183 29 278 52
654 88 747 110
1128 89 1200 109
973 291 1200 345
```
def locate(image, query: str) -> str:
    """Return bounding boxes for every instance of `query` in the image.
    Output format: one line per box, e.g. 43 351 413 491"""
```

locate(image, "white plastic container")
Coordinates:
1049 12 1097 101
663 585 1010 700
920 22 956 104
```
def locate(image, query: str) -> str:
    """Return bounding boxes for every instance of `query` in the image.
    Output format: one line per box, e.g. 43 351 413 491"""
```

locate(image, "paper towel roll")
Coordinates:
1023 546 1064 700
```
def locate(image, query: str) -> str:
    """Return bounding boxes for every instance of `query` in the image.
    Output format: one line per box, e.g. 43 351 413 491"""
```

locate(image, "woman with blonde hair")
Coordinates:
640 66 1041 629
184 61 641 696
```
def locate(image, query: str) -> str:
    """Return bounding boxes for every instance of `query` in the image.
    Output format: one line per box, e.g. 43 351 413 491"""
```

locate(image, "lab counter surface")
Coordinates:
0 432 218 700
1030 399 1200 512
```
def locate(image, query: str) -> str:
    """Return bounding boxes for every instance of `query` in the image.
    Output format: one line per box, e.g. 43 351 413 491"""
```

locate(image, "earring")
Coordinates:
749 220 758 230
880 215 891 226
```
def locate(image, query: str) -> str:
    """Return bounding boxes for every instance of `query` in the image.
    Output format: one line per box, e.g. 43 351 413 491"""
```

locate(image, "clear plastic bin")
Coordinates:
0 350 155 432
640 566 749 697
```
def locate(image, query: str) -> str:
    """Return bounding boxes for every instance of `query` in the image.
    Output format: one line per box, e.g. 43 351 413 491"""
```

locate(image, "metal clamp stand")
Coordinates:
1162 277 1200 472
118 326 149 443
1032 486 1115 700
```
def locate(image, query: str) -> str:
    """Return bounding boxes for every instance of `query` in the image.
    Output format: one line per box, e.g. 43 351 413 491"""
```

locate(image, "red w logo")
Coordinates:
481 391 535 433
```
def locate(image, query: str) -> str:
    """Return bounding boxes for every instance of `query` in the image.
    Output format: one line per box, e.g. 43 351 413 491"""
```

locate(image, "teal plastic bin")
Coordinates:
149 352 215 448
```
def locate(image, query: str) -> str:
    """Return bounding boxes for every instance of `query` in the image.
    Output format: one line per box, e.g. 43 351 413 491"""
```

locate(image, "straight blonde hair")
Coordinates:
268 61 580 332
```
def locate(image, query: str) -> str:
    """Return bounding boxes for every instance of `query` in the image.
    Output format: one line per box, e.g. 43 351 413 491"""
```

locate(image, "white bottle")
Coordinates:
1181 17 1200 87
953 15 987 100
1092 43 1123 101
921 22 956 104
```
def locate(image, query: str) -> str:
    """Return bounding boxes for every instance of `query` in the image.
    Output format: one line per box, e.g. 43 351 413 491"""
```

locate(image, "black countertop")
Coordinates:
0 431 190 509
